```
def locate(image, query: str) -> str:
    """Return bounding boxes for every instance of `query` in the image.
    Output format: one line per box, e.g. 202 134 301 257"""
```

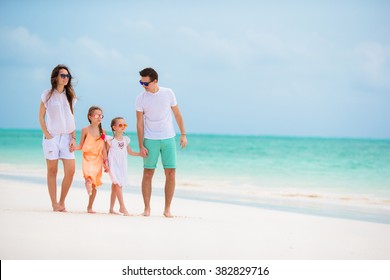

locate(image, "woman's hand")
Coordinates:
69 138 76 152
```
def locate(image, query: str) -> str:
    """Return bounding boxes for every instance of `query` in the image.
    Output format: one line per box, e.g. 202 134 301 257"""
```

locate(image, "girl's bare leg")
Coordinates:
109 184 119 214
87 187 97 213
115 185 129 216
85 178 93 196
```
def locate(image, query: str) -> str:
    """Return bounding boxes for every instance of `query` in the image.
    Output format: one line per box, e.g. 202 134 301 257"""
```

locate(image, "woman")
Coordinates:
39 64 77 212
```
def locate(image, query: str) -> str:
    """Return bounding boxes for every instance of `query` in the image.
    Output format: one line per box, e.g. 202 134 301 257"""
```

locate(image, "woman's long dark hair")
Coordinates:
47 64 76 114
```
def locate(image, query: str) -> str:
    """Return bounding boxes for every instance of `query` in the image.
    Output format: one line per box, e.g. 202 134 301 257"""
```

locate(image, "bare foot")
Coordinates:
53 204 67 212
109 209 120 215
87 208 96 214
163 211 174 218
119 207 130 216
141 208 151 216
52 203 60 211
85 180 92 196
57 203 67 212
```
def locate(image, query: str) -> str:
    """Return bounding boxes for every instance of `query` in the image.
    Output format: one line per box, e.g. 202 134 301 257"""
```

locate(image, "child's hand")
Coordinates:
140 147 148 158
103 159 109 172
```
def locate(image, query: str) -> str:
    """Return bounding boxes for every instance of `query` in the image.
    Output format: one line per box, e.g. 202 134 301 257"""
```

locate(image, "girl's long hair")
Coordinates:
87 106 104 136
47 64 76 114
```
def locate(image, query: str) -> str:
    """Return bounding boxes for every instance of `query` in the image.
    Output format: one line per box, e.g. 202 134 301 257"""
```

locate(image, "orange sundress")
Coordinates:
82 133 105 187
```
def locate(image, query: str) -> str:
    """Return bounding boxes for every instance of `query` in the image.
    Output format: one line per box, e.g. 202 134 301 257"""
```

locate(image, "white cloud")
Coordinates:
122 19 155 33
2 26 46 49
0 26 49 61
354 42 390 88
75 37 122 61
0 26 124 66
178 26 251 66
245 29 304 58
31 67 47 83
245 28 338 63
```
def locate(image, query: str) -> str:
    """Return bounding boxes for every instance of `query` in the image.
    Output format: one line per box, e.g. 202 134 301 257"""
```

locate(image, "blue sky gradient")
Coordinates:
1 0 389 138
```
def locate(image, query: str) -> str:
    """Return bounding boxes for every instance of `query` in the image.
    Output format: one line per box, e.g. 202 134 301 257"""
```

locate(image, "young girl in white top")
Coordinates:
107 117 141 216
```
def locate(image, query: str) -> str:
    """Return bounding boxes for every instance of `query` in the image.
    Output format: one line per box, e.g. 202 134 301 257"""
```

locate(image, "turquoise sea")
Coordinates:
1 129 389 224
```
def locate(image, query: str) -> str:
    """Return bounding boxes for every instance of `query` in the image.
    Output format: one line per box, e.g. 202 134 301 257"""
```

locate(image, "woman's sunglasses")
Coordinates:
59 73 71 79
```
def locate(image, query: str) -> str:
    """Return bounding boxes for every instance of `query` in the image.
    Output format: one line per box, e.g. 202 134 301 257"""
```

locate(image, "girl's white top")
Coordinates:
41 89 76 135
107 135 130 187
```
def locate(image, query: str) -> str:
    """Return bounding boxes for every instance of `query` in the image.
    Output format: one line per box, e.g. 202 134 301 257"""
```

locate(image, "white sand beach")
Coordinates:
0 176 390 260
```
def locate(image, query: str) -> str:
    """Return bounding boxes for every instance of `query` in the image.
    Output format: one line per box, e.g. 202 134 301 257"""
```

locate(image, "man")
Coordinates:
136 67 187 218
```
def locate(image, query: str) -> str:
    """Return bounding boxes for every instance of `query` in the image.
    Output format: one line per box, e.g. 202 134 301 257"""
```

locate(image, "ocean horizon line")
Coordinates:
1 127 389 141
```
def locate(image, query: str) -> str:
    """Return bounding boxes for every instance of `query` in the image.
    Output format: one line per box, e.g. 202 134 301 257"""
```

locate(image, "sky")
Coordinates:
0 0 389 138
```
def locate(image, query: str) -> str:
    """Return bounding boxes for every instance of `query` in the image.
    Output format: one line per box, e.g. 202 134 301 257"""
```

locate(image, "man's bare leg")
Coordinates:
163 168 176 218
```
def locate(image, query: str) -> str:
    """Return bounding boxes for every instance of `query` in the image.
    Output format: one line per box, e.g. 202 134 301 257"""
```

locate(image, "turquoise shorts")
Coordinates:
143 137 177 169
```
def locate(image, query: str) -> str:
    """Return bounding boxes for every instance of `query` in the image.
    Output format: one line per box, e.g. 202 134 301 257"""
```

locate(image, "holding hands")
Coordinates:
140 146 148 158
69 138 76 152
103 159 109 173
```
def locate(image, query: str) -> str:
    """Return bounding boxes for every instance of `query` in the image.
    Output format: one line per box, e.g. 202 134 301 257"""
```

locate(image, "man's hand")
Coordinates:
140 146 149 158
180 135 187 149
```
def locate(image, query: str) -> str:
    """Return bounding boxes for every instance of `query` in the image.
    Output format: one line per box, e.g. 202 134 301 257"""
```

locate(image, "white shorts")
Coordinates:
42 134 75 160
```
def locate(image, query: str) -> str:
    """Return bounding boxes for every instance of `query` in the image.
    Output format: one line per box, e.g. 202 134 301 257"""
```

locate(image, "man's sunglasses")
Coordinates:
139 80 153 86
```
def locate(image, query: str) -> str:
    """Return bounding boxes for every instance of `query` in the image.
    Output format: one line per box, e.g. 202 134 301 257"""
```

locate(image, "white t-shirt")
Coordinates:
41 89 76 135
136 86 177 140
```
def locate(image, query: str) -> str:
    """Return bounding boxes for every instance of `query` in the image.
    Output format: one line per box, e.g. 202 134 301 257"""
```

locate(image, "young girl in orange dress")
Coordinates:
76 106 109 213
